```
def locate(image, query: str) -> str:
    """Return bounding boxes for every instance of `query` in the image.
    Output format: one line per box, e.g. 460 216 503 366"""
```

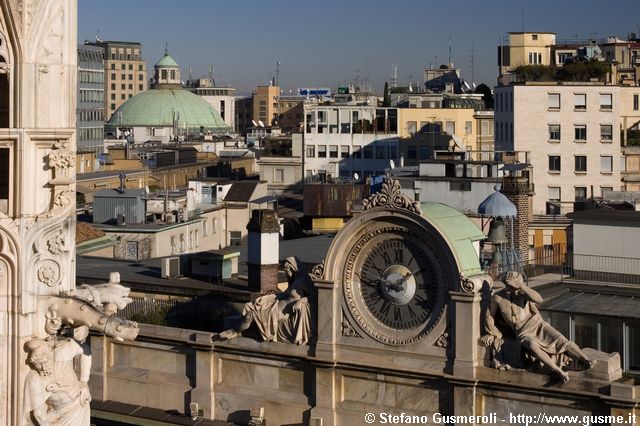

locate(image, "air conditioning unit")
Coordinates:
161 257 180 278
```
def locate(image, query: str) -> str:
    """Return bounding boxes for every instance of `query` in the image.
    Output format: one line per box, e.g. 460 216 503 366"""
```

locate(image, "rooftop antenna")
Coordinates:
448 37 452 68
164 42 169 55
96 28 101 42
470 45 475 85
275 61 281 87
521 0 525 33
391 64 398 88
188 66 192 81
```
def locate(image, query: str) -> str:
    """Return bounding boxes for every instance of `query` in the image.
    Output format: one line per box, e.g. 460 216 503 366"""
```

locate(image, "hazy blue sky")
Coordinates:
79 0 640 95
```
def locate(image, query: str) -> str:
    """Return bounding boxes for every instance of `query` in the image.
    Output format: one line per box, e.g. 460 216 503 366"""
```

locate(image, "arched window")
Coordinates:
0 32 9 128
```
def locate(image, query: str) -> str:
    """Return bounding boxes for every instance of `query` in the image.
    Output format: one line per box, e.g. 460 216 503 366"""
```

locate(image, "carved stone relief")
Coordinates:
310 261 324 280
361 177 421 215
36 259 60 287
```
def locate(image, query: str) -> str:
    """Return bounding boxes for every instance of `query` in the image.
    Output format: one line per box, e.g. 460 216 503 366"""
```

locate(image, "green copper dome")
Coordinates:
108 89 230 131
155 53 179 68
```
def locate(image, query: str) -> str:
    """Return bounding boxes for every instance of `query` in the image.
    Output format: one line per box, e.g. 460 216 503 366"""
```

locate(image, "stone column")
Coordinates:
450 290 483 378
190 332 217 420
246 209 280 293
89 335 110 401
309 278 339 426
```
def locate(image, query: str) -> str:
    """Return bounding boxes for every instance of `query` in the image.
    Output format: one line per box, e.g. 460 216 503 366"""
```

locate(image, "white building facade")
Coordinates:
495 84 625 214
302 105 399 180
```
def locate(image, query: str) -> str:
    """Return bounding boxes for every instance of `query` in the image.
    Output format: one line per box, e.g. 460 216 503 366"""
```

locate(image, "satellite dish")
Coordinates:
251 120 258 127
353 173 360 181
389 159 395 169
258 120 265 127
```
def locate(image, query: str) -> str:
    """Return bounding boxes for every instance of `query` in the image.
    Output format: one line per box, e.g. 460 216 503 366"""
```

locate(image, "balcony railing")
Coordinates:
566 254 640 285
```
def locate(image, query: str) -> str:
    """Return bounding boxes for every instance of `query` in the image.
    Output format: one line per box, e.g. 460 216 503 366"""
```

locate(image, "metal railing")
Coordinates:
564 254 640 285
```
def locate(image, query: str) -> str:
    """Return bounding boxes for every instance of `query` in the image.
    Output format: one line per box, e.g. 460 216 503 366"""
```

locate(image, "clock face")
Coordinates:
343 224 450 346
359 239 434 330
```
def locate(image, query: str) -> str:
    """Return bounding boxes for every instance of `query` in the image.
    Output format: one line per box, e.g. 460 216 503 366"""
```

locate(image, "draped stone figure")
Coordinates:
220 257 315 345
481 271 593 382
22 274 139 426
23 336 91 426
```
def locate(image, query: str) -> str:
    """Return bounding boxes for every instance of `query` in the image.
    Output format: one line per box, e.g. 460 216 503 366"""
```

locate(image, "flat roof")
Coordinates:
542 290 640 320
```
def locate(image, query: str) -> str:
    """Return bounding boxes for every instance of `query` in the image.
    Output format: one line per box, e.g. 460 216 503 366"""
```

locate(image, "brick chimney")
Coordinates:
501 175 532 265
246 209 280 293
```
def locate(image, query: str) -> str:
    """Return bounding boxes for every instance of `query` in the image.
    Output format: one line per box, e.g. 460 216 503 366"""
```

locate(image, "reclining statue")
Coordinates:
481 271 593 382
219 257 315 345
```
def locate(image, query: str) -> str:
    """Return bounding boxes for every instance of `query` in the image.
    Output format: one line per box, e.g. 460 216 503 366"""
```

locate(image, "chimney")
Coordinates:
118 173 126 193
501 174 531 265
246 209 280 293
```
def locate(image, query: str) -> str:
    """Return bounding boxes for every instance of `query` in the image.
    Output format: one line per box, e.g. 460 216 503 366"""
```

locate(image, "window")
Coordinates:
110 94 115 100
111 73 116 80
110 103 115 110
574 93 586 110
601 186 613 196
600 93 612 110
548 155 561 173
120 74 125 80
628 321 640 371
329 145 338 158
121 84 125 90
532 34 538 40
407 121 417 135
340 145 349 158
121 94 125 100
306 145 315 158
419 146 429 160
575 155 587 173
600 155 613 173
387 146 397 160
548 124 560 141
120 64 125 70
128 64 133 71
600 125 613 141
465 121 472 135
139 74 144 81
548 93 560 110
273 168 284 183
548 187 561 202
575 187 587 201
574 125 587 141
0 148 9 214
138 84 143 91
445 121 455 135
317 145 326 158
408 146 417 160
574 315 598 349
633 94 639 111
229 231 242 246
363 146 373 159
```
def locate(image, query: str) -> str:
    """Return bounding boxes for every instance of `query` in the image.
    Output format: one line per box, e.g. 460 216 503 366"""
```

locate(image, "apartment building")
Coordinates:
620 88 640 191
495 83 625 214
302 105 399 180
186 77 236 129
498 32 556 83
86 40 148 120
77 44 105 153
253 85 280 126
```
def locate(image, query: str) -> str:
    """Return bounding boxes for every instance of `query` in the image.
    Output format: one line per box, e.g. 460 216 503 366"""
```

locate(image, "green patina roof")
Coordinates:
155 53 179 68
420 202 484 275
107 89 231 131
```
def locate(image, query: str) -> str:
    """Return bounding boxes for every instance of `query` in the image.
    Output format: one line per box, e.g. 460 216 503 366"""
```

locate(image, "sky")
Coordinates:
79 0 640 95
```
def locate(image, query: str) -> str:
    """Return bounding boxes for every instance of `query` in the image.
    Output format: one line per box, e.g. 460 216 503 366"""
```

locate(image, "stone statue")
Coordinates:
74 272 133 315
23 336 91 425
220 257 314 345
481 271 593 382
23 273 139 425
